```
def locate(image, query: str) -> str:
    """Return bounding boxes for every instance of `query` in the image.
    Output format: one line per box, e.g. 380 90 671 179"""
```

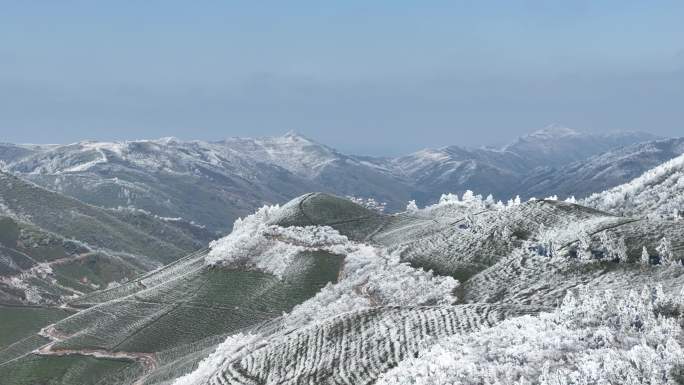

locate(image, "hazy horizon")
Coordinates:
3 123 668 158
1 1 682 155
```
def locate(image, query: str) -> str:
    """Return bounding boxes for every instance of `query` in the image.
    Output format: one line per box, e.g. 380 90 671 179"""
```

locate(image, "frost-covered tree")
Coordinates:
614 236 628 263
500 225 513 240
582 153 684 220
598 231 628 262
507 195 522 207
376 287 684 385
461 190 477 203
346 196 387 213
407 190 510 218
463 213 476 231
641 246 651 266
596 231 610 261
405 200 418 212
537 224 557 258
656 237 677 266
574 228 593 261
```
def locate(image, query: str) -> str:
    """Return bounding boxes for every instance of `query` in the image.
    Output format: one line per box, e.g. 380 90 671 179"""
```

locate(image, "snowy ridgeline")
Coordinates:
381 147 684 221
404 190 576 217
175 203 460 385
205 203 458 315
583 153 684 220
4 134 347 179
388 147 684 222
287 146 684 221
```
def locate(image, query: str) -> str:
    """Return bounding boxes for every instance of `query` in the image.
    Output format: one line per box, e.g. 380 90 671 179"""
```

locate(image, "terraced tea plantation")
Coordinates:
2 192 684 384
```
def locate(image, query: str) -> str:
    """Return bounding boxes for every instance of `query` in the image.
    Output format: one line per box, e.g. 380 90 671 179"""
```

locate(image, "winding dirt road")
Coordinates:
36 325 158 385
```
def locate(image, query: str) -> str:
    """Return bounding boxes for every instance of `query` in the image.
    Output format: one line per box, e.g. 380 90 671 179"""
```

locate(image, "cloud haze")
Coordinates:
1 1 682 155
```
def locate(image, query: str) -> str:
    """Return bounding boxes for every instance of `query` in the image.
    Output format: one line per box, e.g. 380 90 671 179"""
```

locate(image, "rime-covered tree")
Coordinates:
641 246 651 266
656 237 676 266
346 196 387 213
574 228 593 261
583 153 684 220
598 231 628 262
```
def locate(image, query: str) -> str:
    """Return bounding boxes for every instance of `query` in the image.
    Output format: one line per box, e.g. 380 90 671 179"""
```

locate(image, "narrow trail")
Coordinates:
0 252 97 304
0 252 94 285
35 325 158 385
45 252 95 267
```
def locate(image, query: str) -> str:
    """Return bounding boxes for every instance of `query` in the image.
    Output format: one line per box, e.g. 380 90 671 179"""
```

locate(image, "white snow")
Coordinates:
346 195 387 213
172 333 260 385
404 190 510 218
207 203 458 314
377 287 684 385
186 202 460 382
206 203 353 278
583 153 684 219
7 133 351 182
281 243 459 329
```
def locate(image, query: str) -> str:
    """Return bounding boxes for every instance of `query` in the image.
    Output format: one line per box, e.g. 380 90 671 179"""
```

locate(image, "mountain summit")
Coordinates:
502 124 657 167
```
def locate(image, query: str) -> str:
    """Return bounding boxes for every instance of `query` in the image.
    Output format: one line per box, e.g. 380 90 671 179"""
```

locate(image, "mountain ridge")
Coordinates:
0 127 668 233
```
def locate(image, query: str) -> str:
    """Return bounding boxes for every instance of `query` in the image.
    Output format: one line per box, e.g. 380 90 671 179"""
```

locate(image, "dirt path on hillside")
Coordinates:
36 325 158 385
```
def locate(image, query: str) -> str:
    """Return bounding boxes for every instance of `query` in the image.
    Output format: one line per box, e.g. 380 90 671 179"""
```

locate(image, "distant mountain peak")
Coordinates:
280 130 320 145
513 124 657 145
527 124 581 139
155 136 181 145
283 130 302 138
500 124 582 155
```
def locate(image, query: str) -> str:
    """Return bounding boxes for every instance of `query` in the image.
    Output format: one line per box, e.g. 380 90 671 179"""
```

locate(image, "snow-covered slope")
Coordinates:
521 137 684 199
217 132 345 179
5 192 684 384
0 171 214 305
168 194 684 385
583 152 684 219
391 146 527 204
10 134 344 179
0 143 42 165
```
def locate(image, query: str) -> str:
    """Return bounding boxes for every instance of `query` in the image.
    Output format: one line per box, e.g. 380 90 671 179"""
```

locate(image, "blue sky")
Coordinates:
1 1 682 154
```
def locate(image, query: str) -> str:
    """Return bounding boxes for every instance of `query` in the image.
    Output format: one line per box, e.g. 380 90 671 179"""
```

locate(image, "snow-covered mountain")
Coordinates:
1 134 412 232
391 145 527 203
0 143 39 164
583 151 684 219
391 125 658 202
0 127 662 232
502 124 657 168
520 137 684 199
